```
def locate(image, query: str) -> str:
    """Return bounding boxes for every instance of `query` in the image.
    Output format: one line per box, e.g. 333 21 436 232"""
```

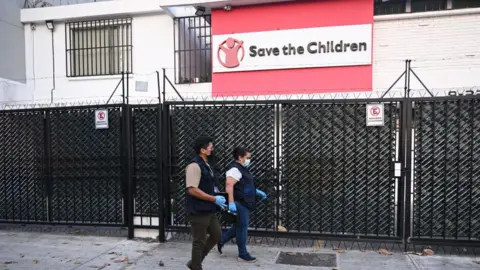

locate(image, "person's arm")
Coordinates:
225 177 237 204
185 163 216 202
187 187 216 202
225 167 241 203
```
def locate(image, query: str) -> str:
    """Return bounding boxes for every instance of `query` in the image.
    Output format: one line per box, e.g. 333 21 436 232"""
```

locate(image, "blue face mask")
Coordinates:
244 159 251 167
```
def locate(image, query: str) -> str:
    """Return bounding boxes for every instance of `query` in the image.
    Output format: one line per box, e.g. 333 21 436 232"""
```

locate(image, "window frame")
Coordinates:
173 15 212 85
65 18 133 78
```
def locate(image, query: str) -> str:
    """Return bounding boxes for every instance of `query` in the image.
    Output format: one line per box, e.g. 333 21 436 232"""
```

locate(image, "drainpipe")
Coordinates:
46 20 55 103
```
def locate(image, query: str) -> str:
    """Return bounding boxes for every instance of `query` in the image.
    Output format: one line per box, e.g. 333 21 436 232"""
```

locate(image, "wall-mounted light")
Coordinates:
195 6 206 16
224 5 232 11
46 20 54 30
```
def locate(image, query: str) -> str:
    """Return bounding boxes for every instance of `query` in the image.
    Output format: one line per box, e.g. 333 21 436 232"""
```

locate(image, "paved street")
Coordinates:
0 228 479 270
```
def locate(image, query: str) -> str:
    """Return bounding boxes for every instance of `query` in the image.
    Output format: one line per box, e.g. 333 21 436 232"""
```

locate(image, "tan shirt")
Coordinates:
185 163 201 188
185 162 219 193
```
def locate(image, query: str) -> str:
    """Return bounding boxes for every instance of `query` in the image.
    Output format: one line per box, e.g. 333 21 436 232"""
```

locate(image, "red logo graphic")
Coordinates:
217 37 245 68
370 106 381 116
97 112 106 120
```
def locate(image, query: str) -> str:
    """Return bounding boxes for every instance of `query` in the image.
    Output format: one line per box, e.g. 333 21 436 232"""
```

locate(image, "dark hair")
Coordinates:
233 147 249 160
194 136 213 154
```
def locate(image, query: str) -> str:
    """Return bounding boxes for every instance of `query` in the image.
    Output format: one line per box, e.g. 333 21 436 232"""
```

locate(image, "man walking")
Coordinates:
185 136 226 270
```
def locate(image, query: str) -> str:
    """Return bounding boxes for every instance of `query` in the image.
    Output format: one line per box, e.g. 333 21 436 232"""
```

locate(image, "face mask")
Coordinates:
244 159 251 167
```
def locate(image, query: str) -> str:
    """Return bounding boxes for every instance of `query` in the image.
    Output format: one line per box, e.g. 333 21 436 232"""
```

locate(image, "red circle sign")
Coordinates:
370 106 381 116
98 112 105 120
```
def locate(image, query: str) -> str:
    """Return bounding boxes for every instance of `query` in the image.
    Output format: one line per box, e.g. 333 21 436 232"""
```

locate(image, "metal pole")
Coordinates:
407 60 411 98
50 29 56 104
404 100 414 251
122 104 134 239
122 72 125 105
106 78 123 105
404 60 409 98
44 110 53 222
380 71 406 99
126 72 130 105
275 104 281 230
162 68 166 103
157 104 166 242
156 71 161 104
410 64 434 97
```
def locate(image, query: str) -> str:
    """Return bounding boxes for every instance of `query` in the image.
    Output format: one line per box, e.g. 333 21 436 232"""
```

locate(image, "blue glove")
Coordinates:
214 195 227 208
228 203 237 213
256 189 267 200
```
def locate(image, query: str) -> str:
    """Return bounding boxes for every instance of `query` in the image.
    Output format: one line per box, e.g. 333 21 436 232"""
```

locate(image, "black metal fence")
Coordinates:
410 98 480 244
281 101 400 238
0 104 164 240
1 95 479 248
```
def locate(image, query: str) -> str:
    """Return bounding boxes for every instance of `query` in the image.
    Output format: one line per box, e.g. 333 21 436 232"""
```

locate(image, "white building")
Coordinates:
0 0 29 105
13 0 480 105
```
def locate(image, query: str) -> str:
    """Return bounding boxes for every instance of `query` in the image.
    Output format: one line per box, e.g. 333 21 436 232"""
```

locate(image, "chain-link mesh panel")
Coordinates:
281 102 398 236
132 107 160 224
0 111 47 222
413 99 480 240
49 107 123 224
169 104 276 230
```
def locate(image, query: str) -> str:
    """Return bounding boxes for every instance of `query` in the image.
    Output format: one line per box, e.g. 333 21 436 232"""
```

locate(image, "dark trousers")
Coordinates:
220 202 250 257
188 212 222 270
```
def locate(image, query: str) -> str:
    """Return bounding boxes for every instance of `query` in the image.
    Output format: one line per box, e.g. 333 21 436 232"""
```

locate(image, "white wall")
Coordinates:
373 9 480 94
0 0 26 83
17 4 480 104
0 78 31 108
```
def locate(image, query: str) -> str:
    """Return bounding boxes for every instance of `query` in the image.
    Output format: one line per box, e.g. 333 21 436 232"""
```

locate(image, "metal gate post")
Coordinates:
397 101 406 244
275 104 281 229
157 104 166 242
404 100 414 250
44 110 53 222
122 105 134 239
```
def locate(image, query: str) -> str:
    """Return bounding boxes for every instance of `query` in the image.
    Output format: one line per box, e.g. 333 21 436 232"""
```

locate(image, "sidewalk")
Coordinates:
0 229 479 270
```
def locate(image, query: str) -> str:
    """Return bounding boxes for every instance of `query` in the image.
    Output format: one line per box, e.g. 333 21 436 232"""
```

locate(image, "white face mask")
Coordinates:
244 159 251 167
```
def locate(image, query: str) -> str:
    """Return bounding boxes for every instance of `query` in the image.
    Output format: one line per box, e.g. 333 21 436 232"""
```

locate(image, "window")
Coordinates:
65 18 132 77
374 0 406 15
452 0 480 9
411 0 447 13
174 15 212 84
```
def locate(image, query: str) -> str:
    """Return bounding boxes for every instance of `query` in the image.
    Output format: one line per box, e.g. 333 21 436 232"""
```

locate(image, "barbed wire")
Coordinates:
2 87 479 111
4 54 480 82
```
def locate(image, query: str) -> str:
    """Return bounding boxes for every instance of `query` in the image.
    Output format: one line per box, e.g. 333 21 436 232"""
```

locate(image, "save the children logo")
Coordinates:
217 37 245 68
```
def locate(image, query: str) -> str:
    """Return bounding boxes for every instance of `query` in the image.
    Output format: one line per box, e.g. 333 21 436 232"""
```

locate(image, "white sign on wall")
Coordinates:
95 109 109 129
366 104 384 126
212 24 372 73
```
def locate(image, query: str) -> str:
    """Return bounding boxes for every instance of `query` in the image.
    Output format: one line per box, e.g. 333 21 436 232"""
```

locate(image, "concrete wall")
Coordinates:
17 2 480 104
0 0 26 83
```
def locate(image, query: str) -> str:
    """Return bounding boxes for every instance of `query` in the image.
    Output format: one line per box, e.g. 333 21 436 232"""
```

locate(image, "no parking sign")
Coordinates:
366 104 384 126
95 109 109 129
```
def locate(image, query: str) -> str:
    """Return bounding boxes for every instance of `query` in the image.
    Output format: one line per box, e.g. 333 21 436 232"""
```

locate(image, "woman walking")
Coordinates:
217 147 267 262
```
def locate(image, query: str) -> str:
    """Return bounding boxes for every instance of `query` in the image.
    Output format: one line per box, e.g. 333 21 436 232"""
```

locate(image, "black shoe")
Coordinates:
186 260 201 270
237 253 257 263
217 242 224 254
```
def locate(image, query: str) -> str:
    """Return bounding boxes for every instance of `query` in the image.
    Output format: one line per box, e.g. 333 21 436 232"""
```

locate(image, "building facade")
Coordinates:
13 0 480 105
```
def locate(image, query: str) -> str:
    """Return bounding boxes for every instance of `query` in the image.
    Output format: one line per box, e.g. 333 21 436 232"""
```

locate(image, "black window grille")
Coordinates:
65 18 133 77
174 15 212 84
452 0 480 9
411 0 447 13
374 0 406 15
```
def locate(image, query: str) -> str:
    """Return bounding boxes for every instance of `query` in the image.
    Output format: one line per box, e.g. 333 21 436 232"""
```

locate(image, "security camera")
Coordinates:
224 5 232 11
